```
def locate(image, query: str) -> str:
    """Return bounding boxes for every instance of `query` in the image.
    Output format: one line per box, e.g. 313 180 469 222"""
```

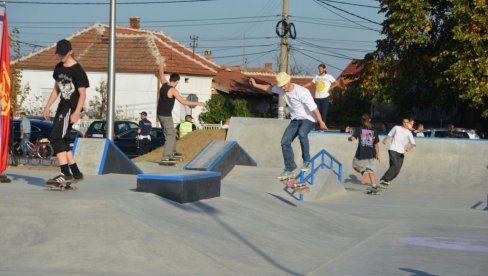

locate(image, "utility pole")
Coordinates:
278 0 289 119
190 35 198 58
106 0 116 140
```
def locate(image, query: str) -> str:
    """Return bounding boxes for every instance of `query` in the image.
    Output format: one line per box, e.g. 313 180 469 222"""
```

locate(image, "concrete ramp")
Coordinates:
302 169 346 202
184 140 256 178
227 117 488 190
75 138 142 175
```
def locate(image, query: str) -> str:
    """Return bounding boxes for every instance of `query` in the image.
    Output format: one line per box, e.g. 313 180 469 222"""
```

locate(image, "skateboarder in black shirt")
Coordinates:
43 39 89 185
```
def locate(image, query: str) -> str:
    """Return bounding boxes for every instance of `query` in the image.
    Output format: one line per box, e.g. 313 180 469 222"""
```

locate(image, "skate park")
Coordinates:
1 117 487 275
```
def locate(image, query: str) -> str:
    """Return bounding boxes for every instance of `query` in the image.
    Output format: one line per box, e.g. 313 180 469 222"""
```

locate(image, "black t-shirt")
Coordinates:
52 62 90 110
139 118 152 136
353 127 379 159
157 83 176 116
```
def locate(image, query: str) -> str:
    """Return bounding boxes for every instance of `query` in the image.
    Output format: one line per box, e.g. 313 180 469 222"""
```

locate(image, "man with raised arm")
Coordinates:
157 56 206 163
249 72 327 180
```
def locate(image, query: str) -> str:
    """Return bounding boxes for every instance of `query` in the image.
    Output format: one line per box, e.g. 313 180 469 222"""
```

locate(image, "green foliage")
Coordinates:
9 28 23 113
355 0 488 118
328 85 372 127
199 94 255 124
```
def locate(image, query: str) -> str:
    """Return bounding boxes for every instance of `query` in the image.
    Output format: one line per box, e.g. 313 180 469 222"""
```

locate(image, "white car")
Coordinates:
421 128 481 139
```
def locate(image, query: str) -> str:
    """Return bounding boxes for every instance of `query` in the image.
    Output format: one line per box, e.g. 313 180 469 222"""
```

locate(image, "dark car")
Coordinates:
12 119 83 154
85 120 165 157
84 120 140 138
115 127 165 157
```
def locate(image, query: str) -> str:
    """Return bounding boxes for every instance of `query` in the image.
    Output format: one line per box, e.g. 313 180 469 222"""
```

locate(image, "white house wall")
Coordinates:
19 69 213 128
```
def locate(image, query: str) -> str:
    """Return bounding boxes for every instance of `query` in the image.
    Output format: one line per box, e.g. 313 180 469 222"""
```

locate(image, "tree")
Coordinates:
354 0 488 119
199 94 255 124
9 27 23 113
85 80 107 119
435 0 488 117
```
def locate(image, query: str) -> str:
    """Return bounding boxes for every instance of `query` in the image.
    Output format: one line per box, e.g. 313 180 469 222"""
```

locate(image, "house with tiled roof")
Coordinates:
212 65 316 116
12 17 220 127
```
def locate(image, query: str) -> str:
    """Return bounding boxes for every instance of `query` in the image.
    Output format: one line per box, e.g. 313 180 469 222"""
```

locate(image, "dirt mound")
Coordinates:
132 129 227 163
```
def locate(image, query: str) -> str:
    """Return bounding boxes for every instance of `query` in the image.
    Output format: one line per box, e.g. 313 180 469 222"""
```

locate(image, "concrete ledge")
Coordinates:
137 171 221 203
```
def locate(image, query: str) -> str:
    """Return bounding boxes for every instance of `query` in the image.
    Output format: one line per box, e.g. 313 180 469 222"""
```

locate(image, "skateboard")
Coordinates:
0 175 11 183
172 155 183 161
46 182 77 191
281 179 310 194
158 160 178 166
365 186 381 195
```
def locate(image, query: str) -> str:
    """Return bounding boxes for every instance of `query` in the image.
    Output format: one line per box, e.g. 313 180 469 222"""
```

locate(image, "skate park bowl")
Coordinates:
1 117 487 275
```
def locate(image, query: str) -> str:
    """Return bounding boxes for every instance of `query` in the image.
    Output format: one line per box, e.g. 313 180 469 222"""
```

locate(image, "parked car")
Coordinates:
421 128 481 139
115 127 165 157
84 120 140 138
12 119 83 155
85 120 165 157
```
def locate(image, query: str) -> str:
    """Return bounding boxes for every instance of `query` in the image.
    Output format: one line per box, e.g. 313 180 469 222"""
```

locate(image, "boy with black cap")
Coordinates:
43 39 89 185
137 111 152 155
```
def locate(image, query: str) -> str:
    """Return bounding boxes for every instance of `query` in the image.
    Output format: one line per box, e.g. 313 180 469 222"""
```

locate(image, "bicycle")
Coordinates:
15 137 54 159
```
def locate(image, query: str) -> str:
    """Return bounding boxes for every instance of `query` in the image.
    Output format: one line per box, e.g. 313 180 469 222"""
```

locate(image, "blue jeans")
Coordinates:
314 97 329 123
281 119 315 172
22 133 31 157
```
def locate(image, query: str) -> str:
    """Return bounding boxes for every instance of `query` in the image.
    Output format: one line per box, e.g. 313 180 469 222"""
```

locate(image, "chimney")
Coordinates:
204 50 212 61
264 63 273 71
129 17 140 29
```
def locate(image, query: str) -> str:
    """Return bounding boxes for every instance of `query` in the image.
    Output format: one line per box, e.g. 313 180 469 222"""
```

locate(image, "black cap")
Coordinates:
140 111 147 116
185 115 193 119
55 39 72 56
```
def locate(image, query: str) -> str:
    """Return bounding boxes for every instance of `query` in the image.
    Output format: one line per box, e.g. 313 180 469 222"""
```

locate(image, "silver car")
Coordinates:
421 128 481 139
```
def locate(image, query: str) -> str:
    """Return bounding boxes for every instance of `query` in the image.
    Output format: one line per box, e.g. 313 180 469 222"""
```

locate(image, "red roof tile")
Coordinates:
214 67 315 97
13 24 220 76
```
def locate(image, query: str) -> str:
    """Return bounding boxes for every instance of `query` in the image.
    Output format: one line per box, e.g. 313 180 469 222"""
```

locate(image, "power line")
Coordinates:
315 0 381 25
293 48 344 71
312 0 380 31
212 47 279 59
318 0 378 9
5 0 215 5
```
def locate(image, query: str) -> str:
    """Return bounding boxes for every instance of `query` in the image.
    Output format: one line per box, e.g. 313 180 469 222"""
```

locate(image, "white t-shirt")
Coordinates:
312 74 336 99
272 84 317 122
387 126 416 154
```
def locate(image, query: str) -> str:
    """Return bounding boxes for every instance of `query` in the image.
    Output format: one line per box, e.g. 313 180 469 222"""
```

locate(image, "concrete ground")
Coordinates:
1 118 487 276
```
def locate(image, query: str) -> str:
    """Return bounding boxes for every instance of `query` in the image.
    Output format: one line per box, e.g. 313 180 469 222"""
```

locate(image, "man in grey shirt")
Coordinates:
20 112 31 157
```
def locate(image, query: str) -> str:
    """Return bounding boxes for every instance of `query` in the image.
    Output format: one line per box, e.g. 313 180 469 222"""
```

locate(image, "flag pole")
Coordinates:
106 0 116 140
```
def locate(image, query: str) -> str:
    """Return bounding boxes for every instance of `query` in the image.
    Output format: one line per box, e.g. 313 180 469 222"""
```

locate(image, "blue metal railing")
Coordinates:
292 149 343 201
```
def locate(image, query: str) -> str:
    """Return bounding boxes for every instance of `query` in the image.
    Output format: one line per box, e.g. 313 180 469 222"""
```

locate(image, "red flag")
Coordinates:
0 8 11 173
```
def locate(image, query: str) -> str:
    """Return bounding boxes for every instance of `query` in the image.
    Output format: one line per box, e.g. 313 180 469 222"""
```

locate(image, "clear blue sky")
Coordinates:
5 0 385 76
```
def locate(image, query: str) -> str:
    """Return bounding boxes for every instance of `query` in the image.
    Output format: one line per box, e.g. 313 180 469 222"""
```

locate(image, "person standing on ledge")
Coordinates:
157 56 206 163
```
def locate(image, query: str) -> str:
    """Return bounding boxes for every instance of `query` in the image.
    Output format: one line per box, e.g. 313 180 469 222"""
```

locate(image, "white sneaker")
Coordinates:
277 170 296 181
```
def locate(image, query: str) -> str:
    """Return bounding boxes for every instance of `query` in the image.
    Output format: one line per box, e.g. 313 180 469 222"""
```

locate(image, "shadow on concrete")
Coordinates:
266 193 297 207
191 201 304 276
399 268 440 276
4 173 46 187
344 174 362 185
160 198 220 215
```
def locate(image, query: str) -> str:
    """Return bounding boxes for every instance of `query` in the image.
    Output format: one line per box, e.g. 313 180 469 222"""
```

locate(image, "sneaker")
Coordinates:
277 170 297 181
173 152 183 157
73 173 84 181
380 179 390 187
47 174 73 185
301 162 311 172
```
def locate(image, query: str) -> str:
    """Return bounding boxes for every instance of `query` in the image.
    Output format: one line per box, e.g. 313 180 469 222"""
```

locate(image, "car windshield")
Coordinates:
89 122 106 132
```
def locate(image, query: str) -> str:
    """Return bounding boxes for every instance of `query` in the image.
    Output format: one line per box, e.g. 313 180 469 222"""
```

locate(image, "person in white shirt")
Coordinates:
379 117 416 187
249 72 327 180
304 64 337 128
414 122 425 137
